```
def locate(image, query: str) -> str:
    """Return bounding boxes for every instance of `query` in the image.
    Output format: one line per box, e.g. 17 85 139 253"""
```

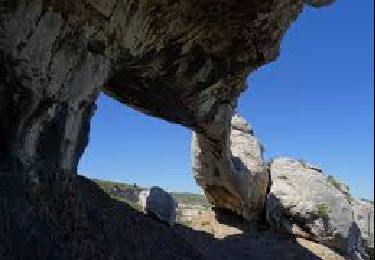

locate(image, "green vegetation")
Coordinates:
346 195 354 205
92 179 211 211
179 219 192 227
297 159 307 167
315 204 332 219
93 179 143 211
326 175 354 204
109 193 144 211
171 192 211 208
94 179 136 191
327 175 341 190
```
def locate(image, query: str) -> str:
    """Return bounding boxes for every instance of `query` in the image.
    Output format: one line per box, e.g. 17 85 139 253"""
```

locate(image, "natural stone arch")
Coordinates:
0 0 333 258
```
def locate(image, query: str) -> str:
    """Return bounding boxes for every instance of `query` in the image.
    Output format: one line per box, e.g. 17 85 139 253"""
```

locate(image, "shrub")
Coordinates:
297 159 307 167
171 192 211 208
327 175 341 190
179 220 192 227
326 176 354 204
346 195 354 205
315 204 332 219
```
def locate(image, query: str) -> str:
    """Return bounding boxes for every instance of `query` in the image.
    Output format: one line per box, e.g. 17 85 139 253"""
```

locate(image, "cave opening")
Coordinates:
78 92 204 195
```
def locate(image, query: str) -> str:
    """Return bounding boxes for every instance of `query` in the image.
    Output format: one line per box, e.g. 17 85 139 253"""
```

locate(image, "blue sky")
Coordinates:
78 1 374 199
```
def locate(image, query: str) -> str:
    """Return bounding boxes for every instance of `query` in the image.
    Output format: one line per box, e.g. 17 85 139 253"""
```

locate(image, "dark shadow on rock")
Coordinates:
145 186 176 226
174 224 323 260
1 175 324 260
212 206 268 233
347 221 370 260
0 174 204 260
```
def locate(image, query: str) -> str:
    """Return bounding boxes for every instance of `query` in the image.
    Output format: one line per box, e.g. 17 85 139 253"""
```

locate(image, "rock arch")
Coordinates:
0 0 333 258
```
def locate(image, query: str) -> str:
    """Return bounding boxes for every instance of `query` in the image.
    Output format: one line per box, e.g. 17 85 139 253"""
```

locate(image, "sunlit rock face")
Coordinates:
267 158 368 259
0 0 333 258
192 115 269 220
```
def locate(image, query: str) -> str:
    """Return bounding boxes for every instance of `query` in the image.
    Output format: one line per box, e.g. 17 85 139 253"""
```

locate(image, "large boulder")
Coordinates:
352 199 374 258
267 158 367 259
139 187 177 226
192 114 269 220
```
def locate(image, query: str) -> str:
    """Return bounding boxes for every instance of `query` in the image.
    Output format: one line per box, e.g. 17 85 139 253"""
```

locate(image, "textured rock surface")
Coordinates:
267 158 367 259
0 0 333 258
353 199 375 258
192 114 269 220
189 209 244 239
176 226 341 260
296 237 345 260
177 203 207 222
139 187 177 226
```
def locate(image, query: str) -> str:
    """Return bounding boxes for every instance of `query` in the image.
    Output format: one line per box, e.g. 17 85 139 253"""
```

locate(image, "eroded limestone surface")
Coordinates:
192 114 269 220
266 158 375 260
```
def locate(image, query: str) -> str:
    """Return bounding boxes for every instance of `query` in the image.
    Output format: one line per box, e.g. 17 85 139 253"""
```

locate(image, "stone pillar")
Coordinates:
192 114 269 220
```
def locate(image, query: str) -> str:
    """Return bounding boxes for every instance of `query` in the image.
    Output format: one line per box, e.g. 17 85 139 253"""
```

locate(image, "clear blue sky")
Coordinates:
78 1 374 200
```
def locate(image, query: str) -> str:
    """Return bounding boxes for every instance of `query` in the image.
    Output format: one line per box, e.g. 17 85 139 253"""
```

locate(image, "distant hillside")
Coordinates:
93 179 143 211
360 198 374 205
94 179 138 191
92 179 210 208
171 192 211 208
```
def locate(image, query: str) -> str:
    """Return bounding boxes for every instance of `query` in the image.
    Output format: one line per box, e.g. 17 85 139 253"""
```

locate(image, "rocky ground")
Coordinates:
93 178 373 260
